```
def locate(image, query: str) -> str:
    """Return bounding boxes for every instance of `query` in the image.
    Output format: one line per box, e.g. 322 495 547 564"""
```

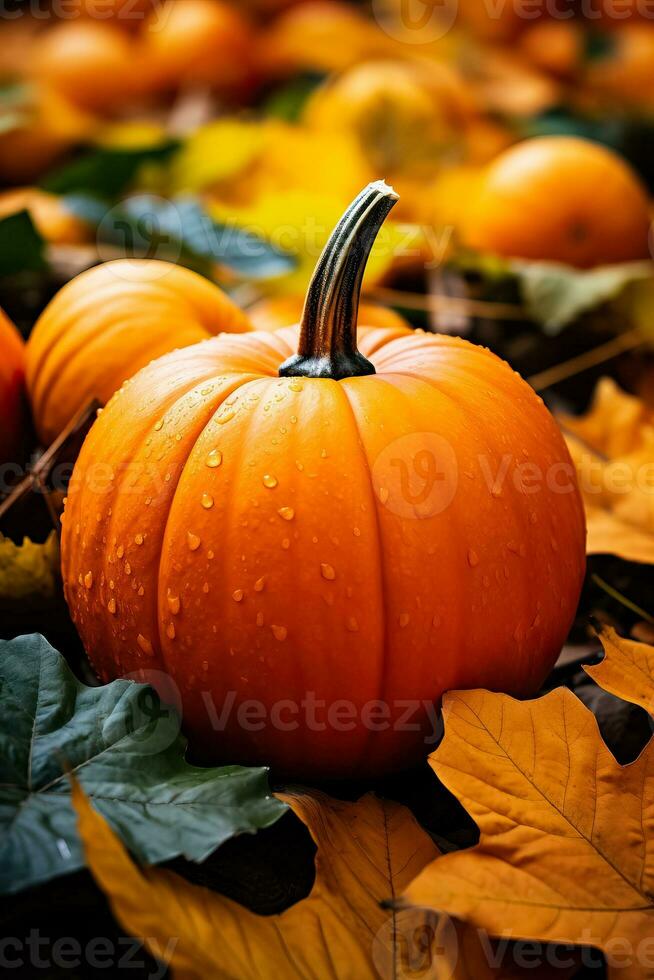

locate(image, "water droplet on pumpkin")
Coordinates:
321 562 336 581
378 487 389 504
232 589 244 602
289 382 303 392
154 420 164 432
346 616 359 632
399 613 410 628
320 449 328 459
256 611 264 627
187 531 201 551
135 533 144 546
203 582 210 594
432 614 441 628
116 545 124 559
263 474 278 489
271 624 287 641
201 493 214 510
84 571 93 589
107 598 117 615
282 538 291 550
206 450 222 469
278 506 294 521
254 577 265 592
138 586 145 597
467 549 479 567
166 623 176 640
202 659 209 672
167 594 181 615
353 527 361 537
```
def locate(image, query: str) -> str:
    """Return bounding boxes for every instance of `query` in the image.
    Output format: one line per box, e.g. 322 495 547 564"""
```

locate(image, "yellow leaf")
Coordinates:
403 687 654 978
75 783 440 980
0 532 59 603
562 378 654 563
169 119 266 194
585 627 654 717
209 188 400 295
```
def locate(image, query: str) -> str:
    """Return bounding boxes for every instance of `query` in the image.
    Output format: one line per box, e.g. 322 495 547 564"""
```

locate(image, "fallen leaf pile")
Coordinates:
561 378 654 563
403 627 654 980
71 624 654 980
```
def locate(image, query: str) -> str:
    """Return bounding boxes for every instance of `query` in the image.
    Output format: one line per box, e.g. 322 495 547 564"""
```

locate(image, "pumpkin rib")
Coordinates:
391 365 539 666
338 380 389 768
35 316 211 442
154 374 273 685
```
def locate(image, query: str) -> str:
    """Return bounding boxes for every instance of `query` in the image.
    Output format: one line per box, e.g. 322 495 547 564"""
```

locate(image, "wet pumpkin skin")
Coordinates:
26 260 251 447
62 185 585 778
0 310 26 467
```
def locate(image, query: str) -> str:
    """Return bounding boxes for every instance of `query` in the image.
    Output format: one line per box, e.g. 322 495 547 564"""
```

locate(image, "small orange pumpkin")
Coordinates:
62 183 585 779
26 260 251 447
31 19 139 114
0 310 26 468
141 0 256 98
461 136 652 268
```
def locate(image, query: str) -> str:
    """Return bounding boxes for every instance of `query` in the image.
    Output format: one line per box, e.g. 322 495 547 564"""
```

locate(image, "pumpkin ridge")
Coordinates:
393 366 536 677
155 374 274 686
338 380 389 773
35 316 210 441
66 369 260 680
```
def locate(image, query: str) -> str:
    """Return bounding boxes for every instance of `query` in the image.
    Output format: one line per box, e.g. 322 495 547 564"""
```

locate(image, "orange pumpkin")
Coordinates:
31 19 138 113
62 182 585 779
141 0 256 98
461 136 652 268
0 310 26 467
26 260 251 447
247 294 409 333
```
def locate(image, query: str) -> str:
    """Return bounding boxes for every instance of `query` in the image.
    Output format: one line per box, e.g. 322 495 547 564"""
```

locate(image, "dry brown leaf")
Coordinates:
585 627 654 717
403 687 654 980
561 378 654 563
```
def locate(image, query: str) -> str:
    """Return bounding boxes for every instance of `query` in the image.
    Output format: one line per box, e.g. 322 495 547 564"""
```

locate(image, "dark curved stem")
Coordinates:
279 180 399 380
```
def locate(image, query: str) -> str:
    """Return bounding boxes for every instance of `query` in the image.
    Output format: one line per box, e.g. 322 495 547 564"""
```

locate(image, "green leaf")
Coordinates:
512 259 653 333
0 209 46 277
42 142 180 198
65 192 296 280
0 634 286 895
263 73 325 123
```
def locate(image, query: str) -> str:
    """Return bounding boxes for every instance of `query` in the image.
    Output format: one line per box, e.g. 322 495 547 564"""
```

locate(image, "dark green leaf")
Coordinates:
42 142 180 198
65 192 296 280
263 73 325 123
0 634 286 895
0 209 46 277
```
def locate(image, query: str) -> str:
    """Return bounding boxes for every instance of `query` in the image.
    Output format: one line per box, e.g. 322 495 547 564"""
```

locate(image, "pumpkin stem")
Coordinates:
279 180 399 380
